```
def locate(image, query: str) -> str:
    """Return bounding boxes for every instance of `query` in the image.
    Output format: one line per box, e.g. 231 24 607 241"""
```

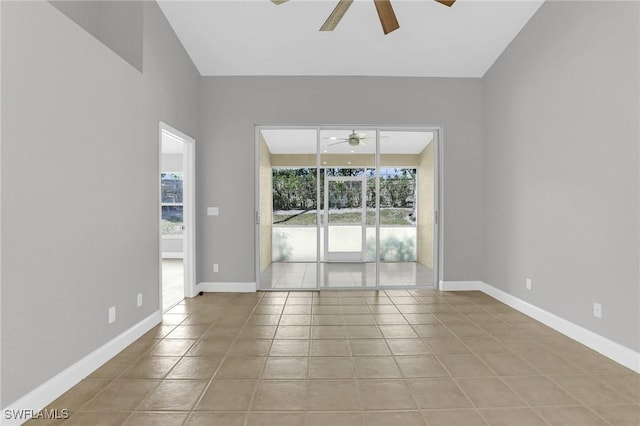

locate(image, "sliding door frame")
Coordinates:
255 125 442 291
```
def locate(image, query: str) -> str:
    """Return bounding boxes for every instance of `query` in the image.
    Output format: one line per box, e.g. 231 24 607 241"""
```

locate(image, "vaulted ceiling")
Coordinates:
157 0 544 77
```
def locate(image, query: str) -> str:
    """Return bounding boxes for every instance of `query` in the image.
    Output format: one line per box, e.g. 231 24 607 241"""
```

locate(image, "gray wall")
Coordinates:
1 0 200 407
482 1 640 351
49 1 143 71
198 77 483 284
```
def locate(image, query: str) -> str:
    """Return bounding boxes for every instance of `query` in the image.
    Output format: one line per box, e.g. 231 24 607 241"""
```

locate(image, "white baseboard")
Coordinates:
440 280 640 373
1 310 162 425
196 282 257 293
439 280 484 291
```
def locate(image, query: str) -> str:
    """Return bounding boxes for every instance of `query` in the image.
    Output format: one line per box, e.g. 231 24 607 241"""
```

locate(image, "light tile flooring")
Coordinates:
33 290 639 425
260 262 434 289
163 259 185 312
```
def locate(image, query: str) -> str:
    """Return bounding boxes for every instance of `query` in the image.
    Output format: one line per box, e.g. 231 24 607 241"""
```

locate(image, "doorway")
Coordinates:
257 126 440 290
159 123 196 311
324 176 366 262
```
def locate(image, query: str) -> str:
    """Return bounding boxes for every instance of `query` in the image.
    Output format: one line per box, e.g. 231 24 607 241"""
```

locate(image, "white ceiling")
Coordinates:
157 0 544 77
261 129 433 154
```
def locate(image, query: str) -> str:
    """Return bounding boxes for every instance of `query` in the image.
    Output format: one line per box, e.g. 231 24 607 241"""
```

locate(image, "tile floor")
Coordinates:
32 290 639 425
260 262 434 289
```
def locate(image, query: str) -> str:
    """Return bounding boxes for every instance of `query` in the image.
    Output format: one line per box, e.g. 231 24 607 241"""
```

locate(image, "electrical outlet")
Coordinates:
526 278 532 290
108 306 116 324
137 293 143 307
593 302 602 319
213 264 219 273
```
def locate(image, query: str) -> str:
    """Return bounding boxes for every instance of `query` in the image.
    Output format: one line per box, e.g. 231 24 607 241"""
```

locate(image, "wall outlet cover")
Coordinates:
593 302 602 319
108 306 116 324
137 293 143 307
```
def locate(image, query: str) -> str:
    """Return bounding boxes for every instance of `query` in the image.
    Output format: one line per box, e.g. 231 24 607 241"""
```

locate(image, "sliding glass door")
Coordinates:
324 176 366 262
257 127 437 290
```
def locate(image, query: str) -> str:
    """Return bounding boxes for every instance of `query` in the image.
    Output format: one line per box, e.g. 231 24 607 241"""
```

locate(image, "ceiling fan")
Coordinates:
325 131 372 147
271 0 456 35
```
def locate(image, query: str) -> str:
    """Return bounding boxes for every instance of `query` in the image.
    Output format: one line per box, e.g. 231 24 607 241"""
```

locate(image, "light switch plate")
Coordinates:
207 207 219 216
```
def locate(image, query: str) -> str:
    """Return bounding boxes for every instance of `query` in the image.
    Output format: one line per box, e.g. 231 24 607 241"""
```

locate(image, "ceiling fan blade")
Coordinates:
328 140 348 146
271 0 289 4
320 0 354 31
374 0 400 35
434 0 456 7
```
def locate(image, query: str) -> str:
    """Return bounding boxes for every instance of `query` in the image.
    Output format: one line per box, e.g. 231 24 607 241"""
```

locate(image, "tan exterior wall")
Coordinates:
259 134 273 271
417 142 434 268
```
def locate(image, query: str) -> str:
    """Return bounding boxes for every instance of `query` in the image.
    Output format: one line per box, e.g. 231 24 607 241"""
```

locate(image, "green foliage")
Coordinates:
272 167 416 212
272 168 318 211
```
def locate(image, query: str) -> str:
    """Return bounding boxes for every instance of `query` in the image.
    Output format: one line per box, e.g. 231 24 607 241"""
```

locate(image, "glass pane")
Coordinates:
328 226 362 253
272 168 318 226
366 169 377 226
380 130 434 287
379 168 416 225
272 227 317 262
320 129 375 169
328 180 362 224
259 128 318 290
320 129 375 288
325 168 365 177
161 173 183 203
271 167 318 266
379 227 417 261
161 205 183 235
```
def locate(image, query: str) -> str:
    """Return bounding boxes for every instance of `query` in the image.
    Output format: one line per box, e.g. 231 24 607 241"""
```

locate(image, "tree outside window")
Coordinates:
161 172 183 235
